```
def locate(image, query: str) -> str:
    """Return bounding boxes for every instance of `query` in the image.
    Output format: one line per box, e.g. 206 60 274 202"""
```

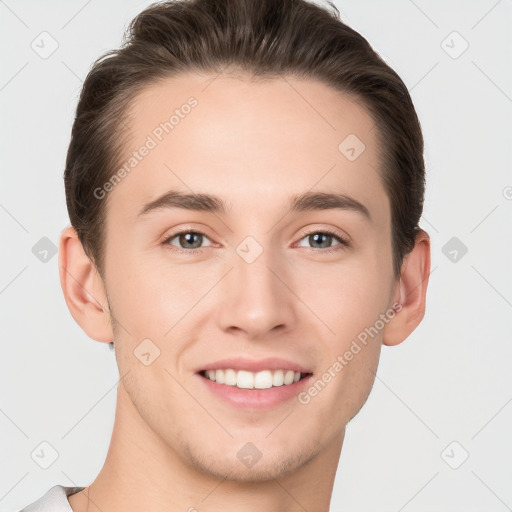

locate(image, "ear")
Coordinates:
382 229 431 346
58 225 114 343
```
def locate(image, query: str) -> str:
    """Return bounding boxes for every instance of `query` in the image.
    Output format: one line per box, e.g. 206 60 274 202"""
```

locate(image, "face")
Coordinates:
101 71 399 481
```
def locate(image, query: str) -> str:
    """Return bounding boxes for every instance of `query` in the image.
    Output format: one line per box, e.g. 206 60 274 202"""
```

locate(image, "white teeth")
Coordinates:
283 370 295 385
224 369 237 386
237 370 254 389
272 370 284 386
254 370 273 389
203 368 305 389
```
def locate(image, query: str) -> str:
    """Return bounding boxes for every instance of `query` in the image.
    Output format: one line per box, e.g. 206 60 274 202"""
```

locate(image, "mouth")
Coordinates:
198 368 313 390
194 356 314 409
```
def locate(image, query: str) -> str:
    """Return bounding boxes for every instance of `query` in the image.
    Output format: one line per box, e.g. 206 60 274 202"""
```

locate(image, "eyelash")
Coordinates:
162 228 349 255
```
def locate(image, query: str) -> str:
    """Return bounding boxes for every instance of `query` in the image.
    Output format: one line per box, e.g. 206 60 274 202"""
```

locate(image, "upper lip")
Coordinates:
196 357 312 374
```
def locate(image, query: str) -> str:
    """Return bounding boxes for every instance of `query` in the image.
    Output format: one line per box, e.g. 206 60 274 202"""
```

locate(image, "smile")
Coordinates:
199 369 312 390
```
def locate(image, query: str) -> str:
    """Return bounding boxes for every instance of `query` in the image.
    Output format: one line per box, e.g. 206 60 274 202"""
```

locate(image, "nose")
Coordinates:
215 246 298 339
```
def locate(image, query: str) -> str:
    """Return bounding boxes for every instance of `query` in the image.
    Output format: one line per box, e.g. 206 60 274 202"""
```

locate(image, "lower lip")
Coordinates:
197 373 313 410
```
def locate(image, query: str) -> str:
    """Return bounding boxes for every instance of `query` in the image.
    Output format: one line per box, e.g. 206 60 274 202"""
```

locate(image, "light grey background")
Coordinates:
1 1 511 511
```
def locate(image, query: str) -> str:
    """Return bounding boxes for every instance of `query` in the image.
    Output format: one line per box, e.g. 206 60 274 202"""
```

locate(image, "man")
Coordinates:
21 0 430 510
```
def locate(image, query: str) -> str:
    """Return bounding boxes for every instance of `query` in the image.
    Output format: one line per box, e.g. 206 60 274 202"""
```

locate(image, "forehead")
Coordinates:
108 71 388 225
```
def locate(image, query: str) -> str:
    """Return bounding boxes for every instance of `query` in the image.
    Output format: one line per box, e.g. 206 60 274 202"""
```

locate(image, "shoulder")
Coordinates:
18 485 85 512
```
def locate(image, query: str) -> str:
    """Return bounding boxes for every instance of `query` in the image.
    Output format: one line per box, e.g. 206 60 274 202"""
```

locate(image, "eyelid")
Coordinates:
160 224 214 242
161 226 216 251
293 228 349 254
295 225 350 245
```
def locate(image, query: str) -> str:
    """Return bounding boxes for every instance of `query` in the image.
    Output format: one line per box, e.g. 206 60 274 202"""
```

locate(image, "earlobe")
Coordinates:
58 225 114 343
382 229 431 347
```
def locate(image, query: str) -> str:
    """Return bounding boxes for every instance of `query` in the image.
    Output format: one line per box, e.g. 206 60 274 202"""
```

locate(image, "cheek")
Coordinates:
298 259 390 340
105 247 186 323
296 257 390 411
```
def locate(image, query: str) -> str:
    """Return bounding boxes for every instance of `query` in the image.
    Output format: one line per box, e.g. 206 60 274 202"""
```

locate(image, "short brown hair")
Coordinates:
64 0 426 279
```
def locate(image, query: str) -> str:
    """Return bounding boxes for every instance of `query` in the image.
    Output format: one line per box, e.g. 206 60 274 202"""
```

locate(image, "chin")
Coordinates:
182 437 321 482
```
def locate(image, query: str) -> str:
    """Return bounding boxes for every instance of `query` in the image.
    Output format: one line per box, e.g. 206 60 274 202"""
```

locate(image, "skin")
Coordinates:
60 71 430 512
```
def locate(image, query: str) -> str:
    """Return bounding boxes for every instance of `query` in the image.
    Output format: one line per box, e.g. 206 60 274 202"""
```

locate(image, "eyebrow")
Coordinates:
138 189 371 220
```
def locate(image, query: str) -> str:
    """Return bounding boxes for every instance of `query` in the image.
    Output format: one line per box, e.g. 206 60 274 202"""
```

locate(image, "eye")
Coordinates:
162 228 349 255
162 230 213 254
295 229 349 253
